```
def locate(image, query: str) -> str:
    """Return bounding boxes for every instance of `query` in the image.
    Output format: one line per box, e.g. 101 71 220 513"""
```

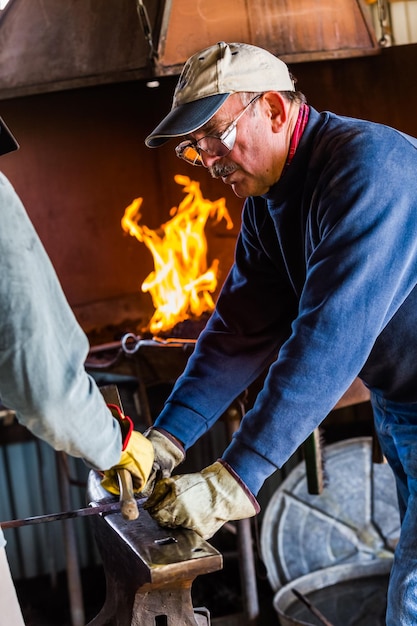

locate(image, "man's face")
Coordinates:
190 93 287 198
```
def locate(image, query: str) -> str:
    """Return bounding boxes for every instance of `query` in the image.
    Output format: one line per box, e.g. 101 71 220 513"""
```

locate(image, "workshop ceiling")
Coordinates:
0 0 379 100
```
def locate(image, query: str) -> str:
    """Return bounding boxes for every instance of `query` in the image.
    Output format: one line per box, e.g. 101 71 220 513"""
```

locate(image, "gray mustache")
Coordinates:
209 163 237 179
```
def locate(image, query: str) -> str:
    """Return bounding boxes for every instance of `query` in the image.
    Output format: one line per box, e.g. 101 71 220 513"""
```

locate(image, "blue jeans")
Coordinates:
372 392 417 625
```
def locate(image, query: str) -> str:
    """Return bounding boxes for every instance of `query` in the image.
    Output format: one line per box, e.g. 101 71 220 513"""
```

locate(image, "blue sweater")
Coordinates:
154 106 417 495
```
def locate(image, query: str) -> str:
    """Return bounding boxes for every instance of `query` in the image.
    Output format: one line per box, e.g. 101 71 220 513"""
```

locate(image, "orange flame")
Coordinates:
121 174 233 334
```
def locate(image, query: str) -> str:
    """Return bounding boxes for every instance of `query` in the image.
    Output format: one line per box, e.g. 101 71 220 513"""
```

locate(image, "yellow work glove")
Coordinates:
101 404 154 495
144 460 260 540
140 428 185 497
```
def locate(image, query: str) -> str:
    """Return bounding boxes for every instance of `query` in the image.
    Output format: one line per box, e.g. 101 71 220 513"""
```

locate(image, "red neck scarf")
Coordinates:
285 103 309 169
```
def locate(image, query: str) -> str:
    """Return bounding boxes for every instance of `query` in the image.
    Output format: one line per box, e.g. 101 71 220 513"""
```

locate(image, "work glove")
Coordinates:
140 427 185 497
101 404 154 495
144 460 260 540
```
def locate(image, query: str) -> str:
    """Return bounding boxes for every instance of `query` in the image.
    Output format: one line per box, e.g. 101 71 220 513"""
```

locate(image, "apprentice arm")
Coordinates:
0 173 143 473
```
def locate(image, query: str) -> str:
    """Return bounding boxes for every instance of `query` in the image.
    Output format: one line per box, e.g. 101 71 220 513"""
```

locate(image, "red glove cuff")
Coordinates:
107 403 133 450
218 459 261 514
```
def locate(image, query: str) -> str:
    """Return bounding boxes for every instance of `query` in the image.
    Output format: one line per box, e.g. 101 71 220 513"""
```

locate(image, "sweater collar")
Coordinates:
262 106 322 202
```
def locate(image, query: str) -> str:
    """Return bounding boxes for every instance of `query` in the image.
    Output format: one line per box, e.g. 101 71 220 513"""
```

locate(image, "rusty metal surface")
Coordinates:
0 0 379 100
333 377 370 409
0 0 162 99
160 0 379 70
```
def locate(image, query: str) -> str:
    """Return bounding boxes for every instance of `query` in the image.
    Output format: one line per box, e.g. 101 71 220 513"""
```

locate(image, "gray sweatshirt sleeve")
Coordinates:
0 173 122 471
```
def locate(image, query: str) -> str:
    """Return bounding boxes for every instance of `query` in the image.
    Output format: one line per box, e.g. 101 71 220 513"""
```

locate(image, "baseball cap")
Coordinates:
0 116 19 156
145 41 295 148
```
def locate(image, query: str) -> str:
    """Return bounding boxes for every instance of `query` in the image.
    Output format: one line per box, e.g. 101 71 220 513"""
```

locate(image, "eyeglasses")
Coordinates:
175 94 262 166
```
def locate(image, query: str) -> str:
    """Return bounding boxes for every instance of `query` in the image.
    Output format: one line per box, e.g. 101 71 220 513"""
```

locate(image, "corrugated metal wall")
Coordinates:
390 1 417 43
0 437 101 580
367 0 417 45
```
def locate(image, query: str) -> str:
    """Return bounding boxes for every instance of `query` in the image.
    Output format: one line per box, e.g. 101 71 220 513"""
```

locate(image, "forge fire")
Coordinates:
121 175 233 334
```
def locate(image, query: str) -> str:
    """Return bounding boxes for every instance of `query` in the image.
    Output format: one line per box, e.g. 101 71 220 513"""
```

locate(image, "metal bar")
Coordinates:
224 396 260 625
236 518 260 625
0 499 133 529
2 444 26 577
291 588 335 626
303 428 325 495
56 451 85 626
36 439 58 586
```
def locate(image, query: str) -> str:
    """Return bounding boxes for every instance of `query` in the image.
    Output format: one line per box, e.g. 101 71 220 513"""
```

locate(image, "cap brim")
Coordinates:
145 93 230 148
0 117 19 156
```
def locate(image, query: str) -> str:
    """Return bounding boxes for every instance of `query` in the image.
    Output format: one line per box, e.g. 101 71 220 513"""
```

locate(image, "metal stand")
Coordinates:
223 396 260 625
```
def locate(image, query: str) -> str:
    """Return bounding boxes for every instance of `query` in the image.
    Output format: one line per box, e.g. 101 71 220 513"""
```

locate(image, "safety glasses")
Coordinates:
175 94 262 166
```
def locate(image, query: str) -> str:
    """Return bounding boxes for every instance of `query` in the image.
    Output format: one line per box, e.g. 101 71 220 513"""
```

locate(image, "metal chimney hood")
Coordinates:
0 0 379 100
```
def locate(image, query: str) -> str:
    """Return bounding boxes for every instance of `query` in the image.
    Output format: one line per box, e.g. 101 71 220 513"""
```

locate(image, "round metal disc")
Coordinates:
260 437 400 591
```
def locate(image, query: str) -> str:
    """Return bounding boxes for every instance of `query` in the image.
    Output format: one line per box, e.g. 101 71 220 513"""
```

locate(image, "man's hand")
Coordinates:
144 460 260 539
101 404 154 494
141 428 185 497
